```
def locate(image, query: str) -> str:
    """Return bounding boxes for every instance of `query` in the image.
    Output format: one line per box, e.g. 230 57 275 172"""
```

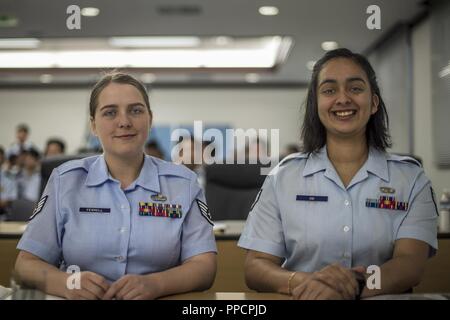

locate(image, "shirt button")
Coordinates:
115 256 125 262
344 200 350 206
119 227 126 233
120 205 126 210
343 226 350 233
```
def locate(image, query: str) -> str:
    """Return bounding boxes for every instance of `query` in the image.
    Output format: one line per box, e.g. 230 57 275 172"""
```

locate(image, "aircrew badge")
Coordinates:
151 193 167 202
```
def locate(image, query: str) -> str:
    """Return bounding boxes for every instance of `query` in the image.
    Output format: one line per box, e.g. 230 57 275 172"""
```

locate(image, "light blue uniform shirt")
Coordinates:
238 146 438 272
18 155 217 282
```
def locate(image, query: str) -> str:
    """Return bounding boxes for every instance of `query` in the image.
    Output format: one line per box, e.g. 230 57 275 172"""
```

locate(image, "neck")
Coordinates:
104 153 144 189
326 134 369 188
326 134 368 165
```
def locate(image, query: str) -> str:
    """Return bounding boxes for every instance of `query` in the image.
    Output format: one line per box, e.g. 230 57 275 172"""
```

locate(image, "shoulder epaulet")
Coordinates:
152 157 194 180
57 156 99 175
266 152 309 176
388 154 422 168
278 152 309 167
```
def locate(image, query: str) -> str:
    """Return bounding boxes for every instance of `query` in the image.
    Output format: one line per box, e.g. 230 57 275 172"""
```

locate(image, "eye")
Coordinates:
351 87 364 93
103 109 116 117
322 88 335 95
130 106 145 114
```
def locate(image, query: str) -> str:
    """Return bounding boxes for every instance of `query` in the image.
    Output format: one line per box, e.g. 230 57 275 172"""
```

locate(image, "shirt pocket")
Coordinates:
364 206 408 245
282 198 333 254
133 197 186 271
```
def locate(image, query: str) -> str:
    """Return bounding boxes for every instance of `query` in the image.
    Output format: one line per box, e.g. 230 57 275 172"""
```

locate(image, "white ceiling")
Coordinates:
0 0 427 85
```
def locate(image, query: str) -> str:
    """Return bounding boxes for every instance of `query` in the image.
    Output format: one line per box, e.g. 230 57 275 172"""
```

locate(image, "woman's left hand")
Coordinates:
102 275 160 300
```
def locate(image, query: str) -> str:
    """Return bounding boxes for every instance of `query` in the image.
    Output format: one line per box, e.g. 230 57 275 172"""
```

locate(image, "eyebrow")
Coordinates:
318 77 367 88
99 102 145 111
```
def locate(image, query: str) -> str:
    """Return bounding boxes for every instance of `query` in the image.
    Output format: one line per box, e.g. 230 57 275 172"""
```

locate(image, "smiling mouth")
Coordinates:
331 110 357 119
115 134 137 139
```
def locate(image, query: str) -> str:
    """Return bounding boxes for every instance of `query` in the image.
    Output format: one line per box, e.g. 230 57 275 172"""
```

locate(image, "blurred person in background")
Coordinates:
44 138 66 158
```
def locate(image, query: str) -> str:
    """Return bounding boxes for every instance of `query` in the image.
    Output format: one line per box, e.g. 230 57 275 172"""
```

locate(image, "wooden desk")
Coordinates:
0 222 27 287
414 238 450 293
2 220 449 294
0 222 27 239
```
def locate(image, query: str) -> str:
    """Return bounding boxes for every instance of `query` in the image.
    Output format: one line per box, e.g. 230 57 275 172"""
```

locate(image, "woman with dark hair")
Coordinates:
15 72 217 300
238 48 438 299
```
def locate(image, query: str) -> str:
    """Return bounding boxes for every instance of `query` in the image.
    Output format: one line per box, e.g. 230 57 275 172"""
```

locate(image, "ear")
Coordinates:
371 94 379 115
90 117 97 137
149 110 153 128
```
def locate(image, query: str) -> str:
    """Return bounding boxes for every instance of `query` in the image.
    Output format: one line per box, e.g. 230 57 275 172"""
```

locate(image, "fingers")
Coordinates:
87 273 110 292
320 264 358 298
83 278 108 299
103 278 127 300
331 264 358 297
291 283 307 300
82 272 110 299
352 266 366 274
312 272 353 300
122 288 143 300
114 282 135 300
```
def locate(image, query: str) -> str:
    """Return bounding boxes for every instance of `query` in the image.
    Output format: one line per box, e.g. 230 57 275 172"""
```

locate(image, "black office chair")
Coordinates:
40 153 97 194
8 199 36 221
204 164 266 221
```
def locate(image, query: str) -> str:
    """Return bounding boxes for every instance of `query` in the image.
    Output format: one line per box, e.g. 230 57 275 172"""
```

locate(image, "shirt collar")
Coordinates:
366 147 389 182
85 155 161 192
85 155 109 186
134 155 160 192
303 146 328 177
303 145 389 181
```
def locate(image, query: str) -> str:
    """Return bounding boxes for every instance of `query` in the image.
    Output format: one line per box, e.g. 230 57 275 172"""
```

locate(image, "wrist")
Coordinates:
43 270 70 299
144 273 163 298
285 271 309 295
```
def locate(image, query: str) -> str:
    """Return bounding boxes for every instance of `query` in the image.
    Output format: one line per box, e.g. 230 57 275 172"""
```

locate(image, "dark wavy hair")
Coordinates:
301 48 391 153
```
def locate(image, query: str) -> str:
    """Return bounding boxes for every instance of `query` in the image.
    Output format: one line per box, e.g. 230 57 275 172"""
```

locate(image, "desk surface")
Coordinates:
3 289 449 300
0 222 27 238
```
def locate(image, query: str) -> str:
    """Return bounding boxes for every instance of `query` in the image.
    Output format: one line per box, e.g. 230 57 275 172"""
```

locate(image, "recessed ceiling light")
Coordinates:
321 41 339 51
0 38 40 49
39 74 53 84
306 60 316 71
0 36 290 69
109 36 201 48
259 6 279 16
81 7 100 17
245 73 260 83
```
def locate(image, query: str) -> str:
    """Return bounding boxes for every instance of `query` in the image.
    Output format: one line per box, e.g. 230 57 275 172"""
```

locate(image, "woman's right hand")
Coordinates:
309 263 360 299
63 271 110 300
291 263 360 300
291 274 345 300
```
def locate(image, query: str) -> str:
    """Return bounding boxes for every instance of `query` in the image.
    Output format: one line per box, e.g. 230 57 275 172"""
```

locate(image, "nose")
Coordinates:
335 90 351 105
117 111 132 129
